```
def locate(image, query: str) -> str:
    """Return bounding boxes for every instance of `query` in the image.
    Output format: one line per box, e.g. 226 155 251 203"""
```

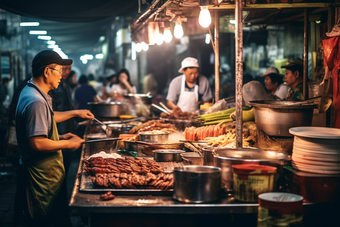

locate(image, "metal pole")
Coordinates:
235 0 243 148
303 8 308 100
214 11 220 102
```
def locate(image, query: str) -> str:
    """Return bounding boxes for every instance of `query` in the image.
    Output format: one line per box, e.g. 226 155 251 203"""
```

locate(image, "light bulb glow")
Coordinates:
199 6 211 28
141 42 149 51
156 33 164 45
174 22 184 39
135 43 142 52
95 53 104 59
163 29 172 43
20 22 39 26
29 30 47 35
205 33 210 44
37 35 51 40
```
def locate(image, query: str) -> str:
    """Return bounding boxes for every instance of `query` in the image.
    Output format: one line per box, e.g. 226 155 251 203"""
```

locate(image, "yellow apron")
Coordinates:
26 118 65 221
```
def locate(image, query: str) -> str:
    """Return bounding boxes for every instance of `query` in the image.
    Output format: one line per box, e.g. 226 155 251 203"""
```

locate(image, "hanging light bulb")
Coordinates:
174 21 184 39
163 28 172 43
199 6 211 28
141 42 149 51
205 33 210 44
156 32 164 45
135 43 142 52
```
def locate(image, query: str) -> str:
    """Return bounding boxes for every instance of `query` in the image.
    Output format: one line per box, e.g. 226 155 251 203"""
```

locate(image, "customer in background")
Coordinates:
88 73 97 89
143 71 158 96
261 67 289 100
109 68 136 95
74 74 101 109
281 58 305 101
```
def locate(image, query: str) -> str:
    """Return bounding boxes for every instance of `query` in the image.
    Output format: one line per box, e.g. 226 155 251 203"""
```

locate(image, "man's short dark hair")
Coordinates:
183 67 199 71
2 77 10 84
267 73 284 86
78 74 88 85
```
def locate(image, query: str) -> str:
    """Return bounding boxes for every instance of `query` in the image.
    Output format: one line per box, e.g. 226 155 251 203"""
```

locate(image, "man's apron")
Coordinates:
177 75 199 112
25 84 65 222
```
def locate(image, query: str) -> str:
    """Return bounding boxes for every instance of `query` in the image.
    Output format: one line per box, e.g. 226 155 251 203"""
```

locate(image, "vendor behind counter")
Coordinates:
166 57 213 112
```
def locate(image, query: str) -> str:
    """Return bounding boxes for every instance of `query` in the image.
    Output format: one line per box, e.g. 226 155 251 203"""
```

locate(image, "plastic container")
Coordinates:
258 192 303 227
232 164 277 202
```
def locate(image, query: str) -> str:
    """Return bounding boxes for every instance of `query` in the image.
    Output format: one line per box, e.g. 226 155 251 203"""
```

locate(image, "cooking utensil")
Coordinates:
136 142 184 157
153 149 185 162
211 147 290 190
186 140 204 157
173 166 221 203
180 152 204 165
88 101 128 118
159 102 172 114
151 104 170 114
249 100 316 137
139 131 169 143
124 141 137 151
135 141 166 149
92 117 114 137
83 138 122 153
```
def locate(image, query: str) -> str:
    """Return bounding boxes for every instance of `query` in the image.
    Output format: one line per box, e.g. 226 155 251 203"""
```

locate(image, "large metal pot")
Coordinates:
212 148 290 191
173 166 221 203
249 100 316 137
88 102 129 118
123 94 153 117
153 149 185 162
139 131 169 143
136 142 184 157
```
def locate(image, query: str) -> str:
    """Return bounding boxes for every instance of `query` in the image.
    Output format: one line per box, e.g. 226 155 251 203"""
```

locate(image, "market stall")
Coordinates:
69 1 340 226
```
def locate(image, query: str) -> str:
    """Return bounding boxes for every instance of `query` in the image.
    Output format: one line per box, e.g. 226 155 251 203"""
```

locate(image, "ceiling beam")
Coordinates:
209 3 340 10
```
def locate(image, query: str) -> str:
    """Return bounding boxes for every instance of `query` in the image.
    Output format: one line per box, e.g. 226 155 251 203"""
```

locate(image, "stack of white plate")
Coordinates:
289 127 340 175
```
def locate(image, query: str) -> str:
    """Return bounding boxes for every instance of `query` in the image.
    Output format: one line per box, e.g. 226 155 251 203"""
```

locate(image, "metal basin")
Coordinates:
88 102 129 118
139 131 169 143
249 100 316 137
136 142 184 157
212 148 290 190
173 166 221 203
153 149 185 162
180 153 204 165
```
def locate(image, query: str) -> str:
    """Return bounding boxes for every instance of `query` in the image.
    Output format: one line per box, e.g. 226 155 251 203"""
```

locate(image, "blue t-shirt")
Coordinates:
15 81 54 164
74 84 97 109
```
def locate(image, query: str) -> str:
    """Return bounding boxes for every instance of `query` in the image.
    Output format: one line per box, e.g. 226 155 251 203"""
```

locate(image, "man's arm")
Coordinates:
54 109 94 123
29 133 84 152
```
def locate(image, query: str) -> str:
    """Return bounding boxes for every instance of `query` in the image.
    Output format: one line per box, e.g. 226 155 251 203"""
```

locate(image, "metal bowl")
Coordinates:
180 152 204 165
139 131 169 143
88 102 129 118
249 100 316 137
124 141 137 151
136 142 184 157
173 166 221 203
153 149 185 162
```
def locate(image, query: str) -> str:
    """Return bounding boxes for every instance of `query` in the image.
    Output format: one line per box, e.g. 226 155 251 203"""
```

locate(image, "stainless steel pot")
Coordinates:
88 102 128 118
173 166 221 203
212 148 290 191
153 149 185 162
85 137 121 153
139 132 169 143
123 94 153 117
124 141 137 151
137 142 184 157
180 153 204 165
249 100 316 137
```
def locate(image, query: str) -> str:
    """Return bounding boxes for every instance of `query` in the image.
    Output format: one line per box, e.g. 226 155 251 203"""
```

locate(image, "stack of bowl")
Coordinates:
289 127 340 175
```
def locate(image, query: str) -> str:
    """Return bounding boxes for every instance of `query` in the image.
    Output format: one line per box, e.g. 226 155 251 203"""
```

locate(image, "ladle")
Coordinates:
92 117 113 137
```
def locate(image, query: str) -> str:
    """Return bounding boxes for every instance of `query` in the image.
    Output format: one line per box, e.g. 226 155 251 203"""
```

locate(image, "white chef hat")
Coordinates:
178 57 199 73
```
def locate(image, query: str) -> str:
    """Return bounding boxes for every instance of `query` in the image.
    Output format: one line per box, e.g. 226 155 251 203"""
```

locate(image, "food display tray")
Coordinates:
79 145 183 193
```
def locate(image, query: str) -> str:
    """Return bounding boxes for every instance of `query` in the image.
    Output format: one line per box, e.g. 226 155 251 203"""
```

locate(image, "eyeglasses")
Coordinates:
48 67 62 75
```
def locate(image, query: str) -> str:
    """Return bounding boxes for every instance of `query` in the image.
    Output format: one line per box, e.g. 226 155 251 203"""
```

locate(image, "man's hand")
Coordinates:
172 106 182 112
66 134 85 150
59 132 75 140
76 109 94 119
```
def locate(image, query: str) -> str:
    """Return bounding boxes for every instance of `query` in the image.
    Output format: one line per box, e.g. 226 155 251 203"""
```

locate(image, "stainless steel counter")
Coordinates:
69 141 321 216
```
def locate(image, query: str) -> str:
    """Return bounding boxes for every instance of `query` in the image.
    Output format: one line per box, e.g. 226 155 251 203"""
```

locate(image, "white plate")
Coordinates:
294 136 340 146
293 146 340 155
289 127 340 139
292 161 340 170
292 152 340 162
292 154 340 166
292 163 340 175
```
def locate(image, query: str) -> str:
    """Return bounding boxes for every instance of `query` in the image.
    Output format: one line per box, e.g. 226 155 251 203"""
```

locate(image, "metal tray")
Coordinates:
79 145 183 193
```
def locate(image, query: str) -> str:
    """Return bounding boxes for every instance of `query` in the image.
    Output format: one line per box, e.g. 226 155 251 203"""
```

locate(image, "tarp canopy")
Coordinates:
0 0 139 22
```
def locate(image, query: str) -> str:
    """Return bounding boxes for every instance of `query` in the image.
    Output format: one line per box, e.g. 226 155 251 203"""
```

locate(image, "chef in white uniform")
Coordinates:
166 57 213 112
